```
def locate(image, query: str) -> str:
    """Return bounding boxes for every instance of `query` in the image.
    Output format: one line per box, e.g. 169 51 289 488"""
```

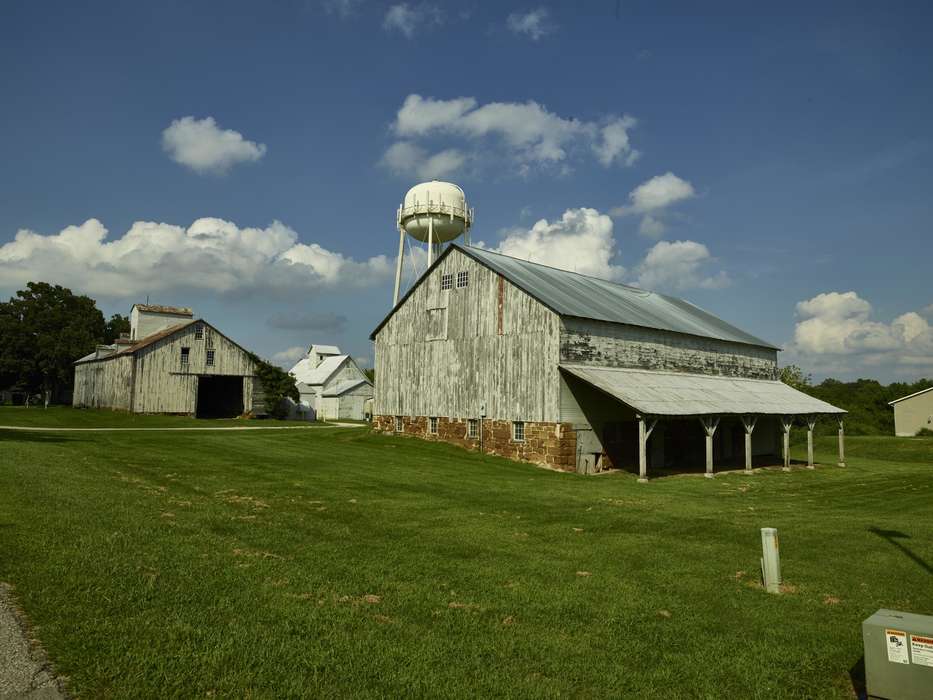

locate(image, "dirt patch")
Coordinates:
0 583 67 698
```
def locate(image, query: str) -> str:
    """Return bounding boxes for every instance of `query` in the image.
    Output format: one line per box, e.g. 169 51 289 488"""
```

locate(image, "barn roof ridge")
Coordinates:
370 243 778 350
888 385 933 405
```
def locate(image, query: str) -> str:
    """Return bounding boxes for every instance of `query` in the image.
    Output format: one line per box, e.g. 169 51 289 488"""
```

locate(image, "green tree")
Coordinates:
103 313 130 343
0 282 105 403
779 364 811 391
248 353 300 419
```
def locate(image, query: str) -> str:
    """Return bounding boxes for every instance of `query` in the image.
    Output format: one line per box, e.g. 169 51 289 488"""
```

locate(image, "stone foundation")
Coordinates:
373 415 577 472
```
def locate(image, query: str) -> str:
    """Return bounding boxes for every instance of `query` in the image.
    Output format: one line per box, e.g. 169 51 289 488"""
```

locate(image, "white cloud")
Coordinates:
611 172 696 237
634 240 730 291
161 116 267 175
273 346 307 369
383 94 637 176
788 291 933 371
0 218 391 299
383 3 443 38
380 141 465 179
489 208 624 280
506 8 556 40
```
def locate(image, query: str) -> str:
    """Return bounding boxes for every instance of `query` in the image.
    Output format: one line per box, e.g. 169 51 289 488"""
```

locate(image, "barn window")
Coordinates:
206 349 215 367
441 273 453 291
395 416 403 433
512 421 525 442
468 418 478 439
195 324 204 340
429 416 438 434
180 347 190 366
457 270 469 288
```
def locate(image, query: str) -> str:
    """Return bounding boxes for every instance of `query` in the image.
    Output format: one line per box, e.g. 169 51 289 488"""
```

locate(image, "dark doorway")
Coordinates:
196 376 243 418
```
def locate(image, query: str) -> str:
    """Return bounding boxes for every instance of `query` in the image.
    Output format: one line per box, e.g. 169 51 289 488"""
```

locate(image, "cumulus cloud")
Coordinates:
383 94 638 176
611 172 696 237
161 116 267 175
0 218 391 299
380 141 465 179
788 291 933 371
489 208 624 280
483 207 729 292
267 311 348 333
635 240 730 291
383 3 443 38
506 8 556 40
273 346 308 369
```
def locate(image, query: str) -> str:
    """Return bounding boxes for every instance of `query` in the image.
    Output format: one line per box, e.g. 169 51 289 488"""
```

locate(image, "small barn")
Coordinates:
74 304 261 417
371 244 847 478
288 344 373 421
889 387 933 436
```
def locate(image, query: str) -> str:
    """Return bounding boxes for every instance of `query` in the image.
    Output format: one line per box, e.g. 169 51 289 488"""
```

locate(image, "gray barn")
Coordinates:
371 245 846 478
74 304 261 417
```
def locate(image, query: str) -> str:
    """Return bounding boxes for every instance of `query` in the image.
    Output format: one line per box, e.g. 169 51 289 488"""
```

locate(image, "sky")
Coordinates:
1 0 931 382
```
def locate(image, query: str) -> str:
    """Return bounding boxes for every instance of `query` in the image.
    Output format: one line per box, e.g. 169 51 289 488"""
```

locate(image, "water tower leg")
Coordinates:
428 218 434 267
393 229 405 306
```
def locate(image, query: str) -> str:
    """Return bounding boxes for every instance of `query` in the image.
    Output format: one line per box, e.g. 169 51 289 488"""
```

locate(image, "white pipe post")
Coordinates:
700 416 719 478
760 527 781 594
838 418 846 467
637 415 657 483
806 416 816 469
741 415 757 474
392 228 405 306
781 416 793 471
427 217 434 267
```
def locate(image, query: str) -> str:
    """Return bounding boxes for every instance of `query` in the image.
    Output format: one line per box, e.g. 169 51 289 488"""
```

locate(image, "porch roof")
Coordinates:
560 365 846 417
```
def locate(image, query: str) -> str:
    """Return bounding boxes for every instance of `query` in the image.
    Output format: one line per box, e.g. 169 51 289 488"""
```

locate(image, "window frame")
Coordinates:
395 416 403 433
467 418 478 439
512 421 525 442
440 273 453 291
456 270 469 288
206 349 215 367
194 324 204 340
180 347 190 366
429 416 438 434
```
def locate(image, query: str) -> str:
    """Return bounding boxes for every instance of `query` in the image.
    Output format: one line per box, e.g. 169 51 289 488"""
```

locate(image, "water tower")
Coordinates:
393 180 473 305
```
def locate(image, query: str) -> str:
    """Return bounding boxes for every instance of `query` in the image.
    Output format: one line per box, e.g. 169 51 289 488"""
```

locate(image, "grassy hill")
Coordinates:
1 409 931 697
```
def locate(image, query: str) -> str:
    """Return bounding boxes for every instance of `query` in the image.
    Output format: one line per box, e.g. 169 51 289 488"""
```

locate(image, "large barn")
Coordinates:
74 304 261 417
371 244 847 478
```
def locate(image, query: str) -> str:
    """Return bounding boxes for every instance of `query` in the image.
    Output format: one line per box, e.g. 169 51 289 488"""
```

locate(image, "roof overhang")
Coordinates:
560 365 846 417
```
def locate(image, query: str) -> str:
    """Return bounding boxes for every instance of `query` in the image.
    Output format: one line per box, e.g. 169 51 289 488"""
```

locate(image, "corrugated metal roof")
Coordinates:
74 322 196 364
310 344 341 356
561 365 845 416
322 378 372 397
289 354 348 385
456 245 778 349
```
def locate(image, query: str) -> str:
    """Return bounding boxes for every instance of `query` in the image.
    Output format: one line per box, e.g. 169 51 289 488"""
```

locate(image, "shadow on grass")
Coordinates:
849 656 867 700
0 431 78 444
868 526 933 575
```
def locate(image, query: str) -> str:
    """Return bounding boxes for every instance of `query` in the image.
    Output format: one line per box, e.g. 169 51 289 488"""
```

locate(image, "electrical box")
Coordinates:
863 609 933 700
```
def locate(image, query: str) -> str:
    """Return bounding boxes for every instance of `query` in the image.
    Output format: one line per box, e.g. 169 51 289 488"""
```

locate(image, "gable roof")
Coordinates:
322 378 372 397
889 385 933 405
132 304 193 316
370 244 778 349
310 344 341 356
289 354 349 386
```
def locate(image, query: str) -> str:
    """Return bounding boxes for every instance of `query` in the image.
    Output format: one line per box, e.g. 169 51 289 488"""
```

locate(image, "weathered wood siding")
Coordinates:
560 318 778 379
375 249 562 422
73 355 134 410
133 323 255 413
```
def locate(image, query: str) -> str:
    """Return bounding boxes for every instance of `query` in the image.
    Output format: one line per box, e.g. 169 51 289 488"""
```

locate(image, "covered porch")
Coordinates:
560 365 847 480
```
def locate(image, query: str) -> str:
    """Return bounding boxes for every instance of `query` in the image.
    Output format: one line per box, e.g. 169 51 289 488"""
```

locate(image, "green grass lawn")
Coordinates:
1 410 931 697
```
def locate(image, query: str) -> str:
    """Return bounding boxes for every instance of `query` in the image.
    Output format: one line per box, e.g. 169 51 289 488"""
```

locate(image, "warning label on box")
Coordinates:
910 634 933 667
886 629 909 664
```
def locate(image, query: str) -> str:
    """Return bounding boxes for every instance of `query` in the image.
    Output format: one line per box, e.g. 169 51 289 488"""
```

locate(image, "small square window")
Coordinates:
395 416 403 433
441 273 453 291
467 418 478 439
429 416 438 434
206 349 215 367
457 270 469 288
195 324 204 340
180 347 190 366
512 421 525 442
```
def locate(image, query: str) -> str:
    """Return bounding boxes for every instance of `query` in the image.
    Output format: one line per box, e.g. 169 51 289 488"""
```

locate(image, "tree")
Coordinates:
248 353 300 419
0 282 105 403
779 364 811 391
103 314 130 343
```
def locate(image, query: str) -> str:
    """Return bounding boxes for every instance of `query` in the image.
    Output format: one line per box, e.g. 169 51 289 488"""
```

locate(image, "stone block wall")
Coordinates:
373 414 577 472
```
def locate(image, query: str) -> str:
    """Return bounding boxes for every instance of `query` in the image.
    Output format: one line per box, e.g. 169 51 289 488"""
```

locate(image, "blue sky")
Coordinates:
1 1 931 381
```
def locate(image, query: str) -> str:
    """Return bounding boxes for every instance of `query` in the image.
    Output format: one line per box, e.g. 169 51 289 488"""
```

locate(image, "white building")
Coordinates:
889 386 933 436
289 344 373 421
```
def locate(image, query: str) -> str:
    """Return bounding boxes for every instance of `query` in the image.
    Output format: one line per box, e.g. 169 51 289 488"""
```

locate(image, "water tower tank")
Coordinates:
397 181 473 243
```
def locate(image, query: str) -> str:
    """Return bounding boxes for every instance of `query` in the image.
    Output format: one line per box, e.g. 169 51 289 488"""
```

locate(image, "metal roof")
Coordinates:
561 365 846 416
455 245 778 349
289 354 349 386
322 379 372 397
310 344 341 356
888 385 933 405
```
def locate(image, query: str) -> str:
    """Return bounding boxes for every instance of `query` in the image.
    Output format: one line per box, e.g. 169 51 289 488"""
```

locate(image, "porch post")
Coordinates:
741 415 757 474
637 415 657 483
838 418 846 467
781 416 793 471
806 416 817 469
699 416 720 478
